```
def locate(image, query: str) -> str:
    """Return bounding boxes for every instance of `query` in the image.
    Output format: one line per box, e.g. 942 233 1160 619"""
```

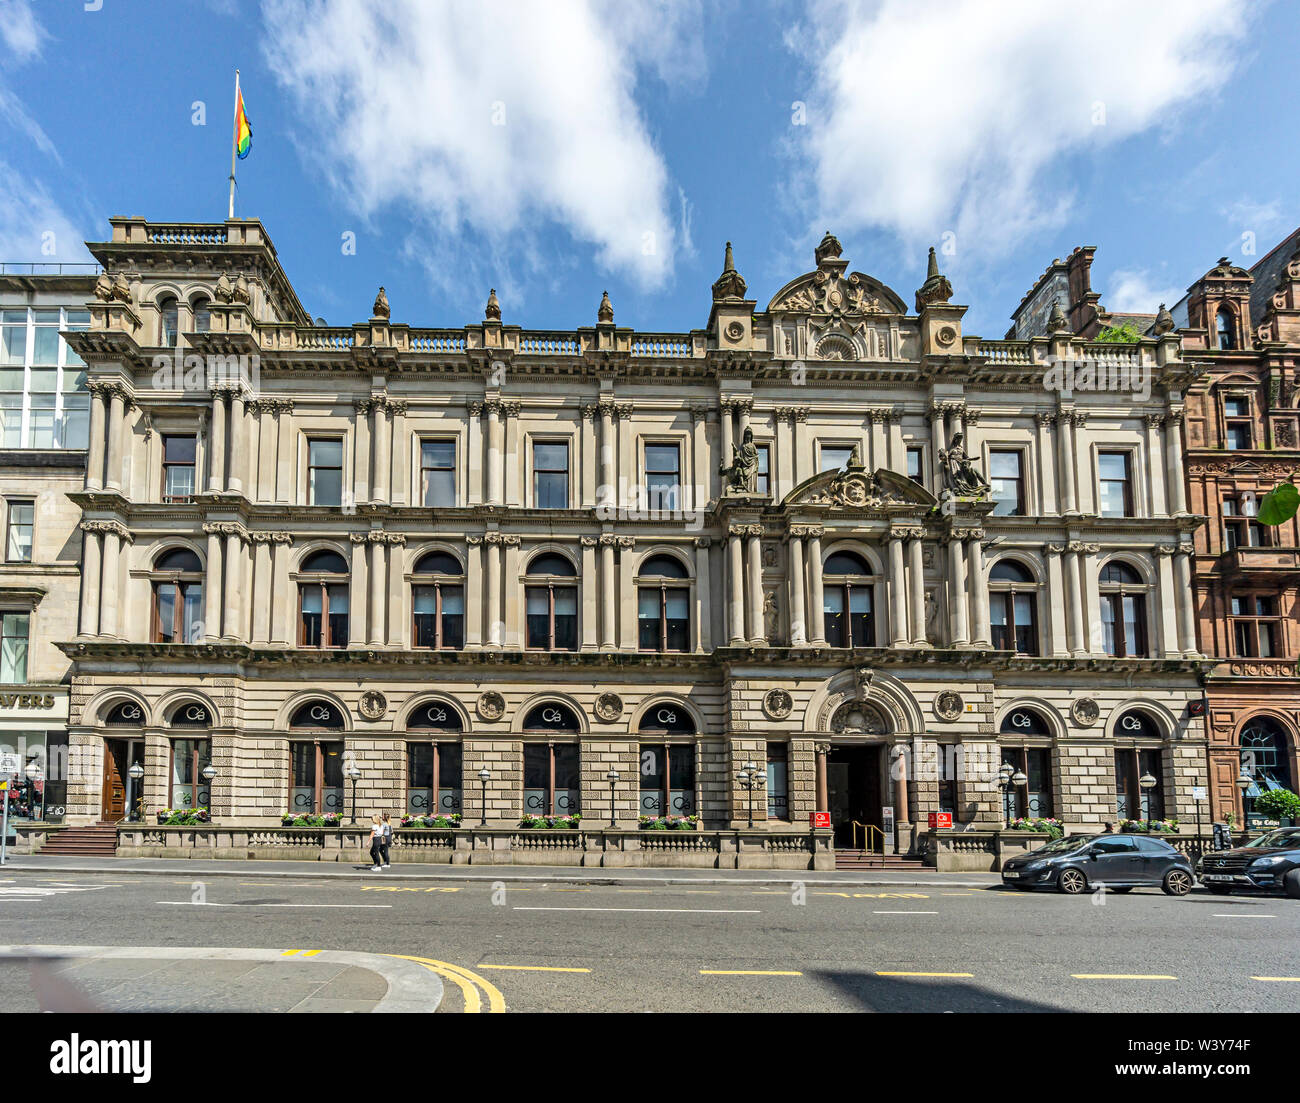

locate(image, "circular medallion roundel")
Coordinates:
595 693 624 722
934 691 964 722
358 690 388 721
476 691 506 722
1070 698 1100 728
763 689 794 720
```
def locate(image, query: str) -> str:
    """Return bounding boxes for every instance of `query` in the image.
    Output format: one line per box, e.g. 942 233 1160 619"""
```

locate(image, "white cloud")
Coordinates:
1104 269 1183 315
262 0 696 301
0 0 47 63
0 163 92 263
790 0 1250 258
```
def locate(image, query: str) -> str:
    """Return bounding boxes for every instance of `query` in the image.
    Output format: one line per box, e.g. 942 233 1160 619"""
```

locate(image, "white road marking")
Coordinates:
512 907 761 914
0 885 109 898
1212 914 1276 918
873 910 938 915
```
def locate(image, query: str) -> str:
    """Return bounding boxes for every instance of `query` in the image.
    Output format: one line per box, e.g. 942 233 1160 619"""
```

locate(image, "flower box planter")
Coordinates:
637 815 699 831
156 809 212 826
517 814 582 830
1005 817 1065 840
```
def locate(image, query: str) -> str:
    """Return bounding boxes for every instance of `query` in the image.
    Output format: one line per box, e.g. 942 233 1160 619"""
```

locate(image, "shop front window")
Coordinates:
523 743 580 815
170 739 212 809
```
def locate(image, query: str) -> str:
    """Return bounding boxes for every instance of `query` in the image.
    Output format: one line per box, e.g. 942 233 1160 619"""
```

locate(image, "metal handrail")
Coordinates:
850 820 885 853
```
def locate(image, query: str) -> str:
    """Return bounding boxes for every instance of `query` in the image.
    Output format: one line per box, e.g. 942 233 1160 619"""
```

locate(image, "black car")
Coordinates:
1001 833 1194 895
1198 826 1300 898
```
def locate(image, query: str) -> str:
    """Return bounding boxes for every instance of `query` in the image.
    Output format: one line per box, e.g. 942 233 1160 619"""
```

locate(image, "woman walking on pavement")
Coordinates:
368 814 384 872
380 812 393 868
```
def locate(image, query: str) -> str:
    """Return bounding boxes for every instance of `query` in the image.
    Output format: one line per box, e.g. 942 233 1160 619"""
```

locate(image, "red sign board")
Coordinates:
810 811 831 829
928 812 953 829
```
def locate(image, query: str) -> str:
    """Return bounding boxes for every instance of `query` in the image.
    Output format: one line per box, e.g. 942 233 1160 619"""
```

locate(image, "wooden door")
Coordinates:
101 740 127 821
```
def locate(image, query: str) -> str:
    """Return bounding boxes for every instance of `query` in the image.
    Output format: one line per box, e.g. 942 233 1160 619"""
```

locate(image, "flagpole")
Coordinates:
228 69 240 220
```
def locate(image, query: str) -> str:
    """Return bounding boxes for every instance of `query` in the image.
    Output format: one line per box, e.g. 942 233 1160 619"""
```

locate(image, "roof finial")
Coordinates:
914 245 954 312
712 240 747 301
597 289 614 324
485 288 501 322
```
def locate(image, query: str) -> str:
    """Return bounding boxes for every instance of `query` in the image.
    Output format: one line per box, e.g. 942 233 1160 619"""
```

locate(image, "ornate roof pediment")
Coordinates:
781 464 936 511
767 268 907 318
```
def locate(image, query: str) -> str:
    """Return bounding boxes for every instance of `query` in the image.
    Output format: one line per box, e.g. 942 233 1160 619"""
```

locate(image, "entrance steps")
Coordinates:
834 849 929 871
38 822 119 857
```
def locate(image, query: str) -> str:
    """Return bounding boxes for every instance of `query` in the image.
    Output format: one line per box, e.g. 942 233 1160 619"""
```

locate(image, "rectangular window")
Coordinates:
31 311 59 366
413 584 464 649
1230 594 1281 658
906 446 924 486
638 585 690 652
645 442 681 511
524 743 580 815
766 743 789 820
1223 396 1252 450
162 435 197 503
1222 497 1267 549
407 742 462 816
0 730 67 823
532 441 570 508
989 450 1025 516
1001 746 1053 820
170 738 212 810
639 744 695 816
990 592 1038 655
420 439 456 508
0 612 29 683
1115 749 1164 821
154 581 204 644
5 500 33 562
819 444 855 473
755 443 771 496
525 585 577 651
937 744 958 815
1097 451 1133 518
307 439 344 506
1 311 27 366
290 741 345 816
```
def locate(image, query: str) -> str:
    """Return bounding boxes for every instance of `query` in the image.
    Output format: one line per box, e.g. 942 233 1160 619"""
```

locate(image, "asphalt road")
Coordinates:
1 870 1297 1013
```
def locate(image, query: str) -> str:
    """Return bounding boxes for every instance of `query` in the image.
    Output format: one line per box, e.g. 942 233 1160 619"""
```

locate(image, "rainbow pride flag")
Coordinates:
234 87 252 160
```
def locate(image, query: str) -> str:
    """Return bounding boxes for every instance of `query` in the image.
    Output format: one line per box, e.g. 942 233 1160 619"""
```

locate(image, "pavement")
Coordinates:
0 853 997 887
0 865 1296 1013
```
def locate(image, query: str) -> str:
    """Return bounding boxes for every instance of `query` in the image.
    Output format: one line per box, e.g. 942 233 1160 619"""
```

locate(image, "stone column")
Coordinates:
98 527 123 637
1165 411 1187 515
888 531 908 647
727 527 745 645
929 403 947 481
269 534 290 645
815 743 830 813
503 535 522 648
600 535 617 650
1058 408 1078 515
580 404 597 509
967 532 990 647
486 400 503 506
104 386 127 493
464 536 483 647
1035 412 1057 515
78 524 102 637
1145 414 1167 516
251 534 273 643
735 397 752 441
203 524 223 642
388 401 408 505
371 399 390 504
616 536 637 650
598 399 615 508
348 533 368 647
222 528 244 641
368 536 386 645
1043 543 1068 656
694 537 713 652
207 388 226 493
888 410 905 472
906 530 926 646
947 534 969 646
690 404 709 510
719 398 734 470
580 537 598 650
792 408 809 488
807 527 825 645
85 384 107 490
746 526 764 645
787 531 807 646
485 535 502 647
227 387 245 494
1064 545 1086 655
467 402 484 506
1174 548 1197 654
274 400 293 504
893 744 910 825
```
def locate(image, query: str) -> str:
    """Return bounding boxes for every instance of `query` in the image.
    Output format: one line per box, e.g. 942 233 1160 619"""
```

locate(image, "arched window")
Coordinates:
191 296 211 334
412 550 464 649
823 551 874 647
169 700 212 727
637 705 700 818
406 698 463 817
290 700 346 729
1000 745 1053 821
1216 306 1236 351
288 701 345 816
522 702 581 816
152 547 204 643
989 559 1038 655
158 296 178 348
637 702 696 735
525 552 577 651
166 700 213 811
1099 561 1147 657
999 707 1051 736
637 554 690 652
523 702 581 732
104 700 146 726
1240 717 1295 820
299 550 349 648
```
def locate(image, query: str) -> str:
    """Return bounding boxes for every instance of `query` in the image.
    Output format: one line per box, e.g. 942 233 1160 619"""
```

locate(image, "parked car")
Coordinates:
1001 833 1194 895
1197 827 1300 898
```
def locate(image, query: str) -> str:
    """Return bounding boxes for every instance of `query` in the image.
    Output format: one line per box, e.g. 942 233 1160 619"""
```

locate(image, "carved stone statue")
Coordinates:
939 431 991 497
372 286 390 320
720 426 760 493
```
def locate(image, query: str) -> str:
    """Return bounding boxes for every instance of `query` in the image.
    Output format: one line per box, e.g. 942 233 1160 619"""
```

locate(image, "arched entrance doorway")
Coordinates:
827 698 891 847
1240 716 1295 827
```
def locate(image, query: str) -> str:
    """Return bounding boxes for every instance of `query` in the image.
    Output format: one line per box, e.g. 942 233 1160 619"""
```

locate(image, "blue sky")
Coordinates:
2 0 1297 337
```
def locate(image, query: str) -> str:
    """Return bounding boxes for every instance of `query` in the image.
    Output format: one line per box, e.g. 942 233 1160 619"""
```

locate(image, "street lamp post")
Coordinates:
128 762 145 822
998 763 1014 823
1138 771 1157 827
478 768 491 827
200 763 217 820
737 761 766 830
1236 768 1254 837
345 764 361 825
606 769 620 828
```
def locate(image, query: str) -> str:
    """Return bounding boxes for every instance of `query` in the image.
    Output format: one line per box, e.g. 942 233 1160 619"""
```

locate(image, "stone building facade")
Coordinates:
1178 233 1300 826
61 217 1211 849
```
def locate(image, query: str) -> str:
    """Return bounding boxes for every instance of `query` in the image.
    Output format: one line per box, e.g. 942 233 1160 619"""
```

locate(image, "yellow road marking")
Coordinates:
1252 976 1300 982
814 891 850 898
877 971 973 978
478 964 591 973
700 969 803 976
941 893 973 896
425 886 460 892
360 885 422 892
1071 974 1176 981
385 954 506 1014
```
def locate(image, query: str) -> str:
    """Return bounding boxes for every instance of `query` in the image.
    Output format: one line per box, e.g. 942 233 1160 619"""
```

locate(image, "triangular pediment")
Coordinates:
781 465 937 510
